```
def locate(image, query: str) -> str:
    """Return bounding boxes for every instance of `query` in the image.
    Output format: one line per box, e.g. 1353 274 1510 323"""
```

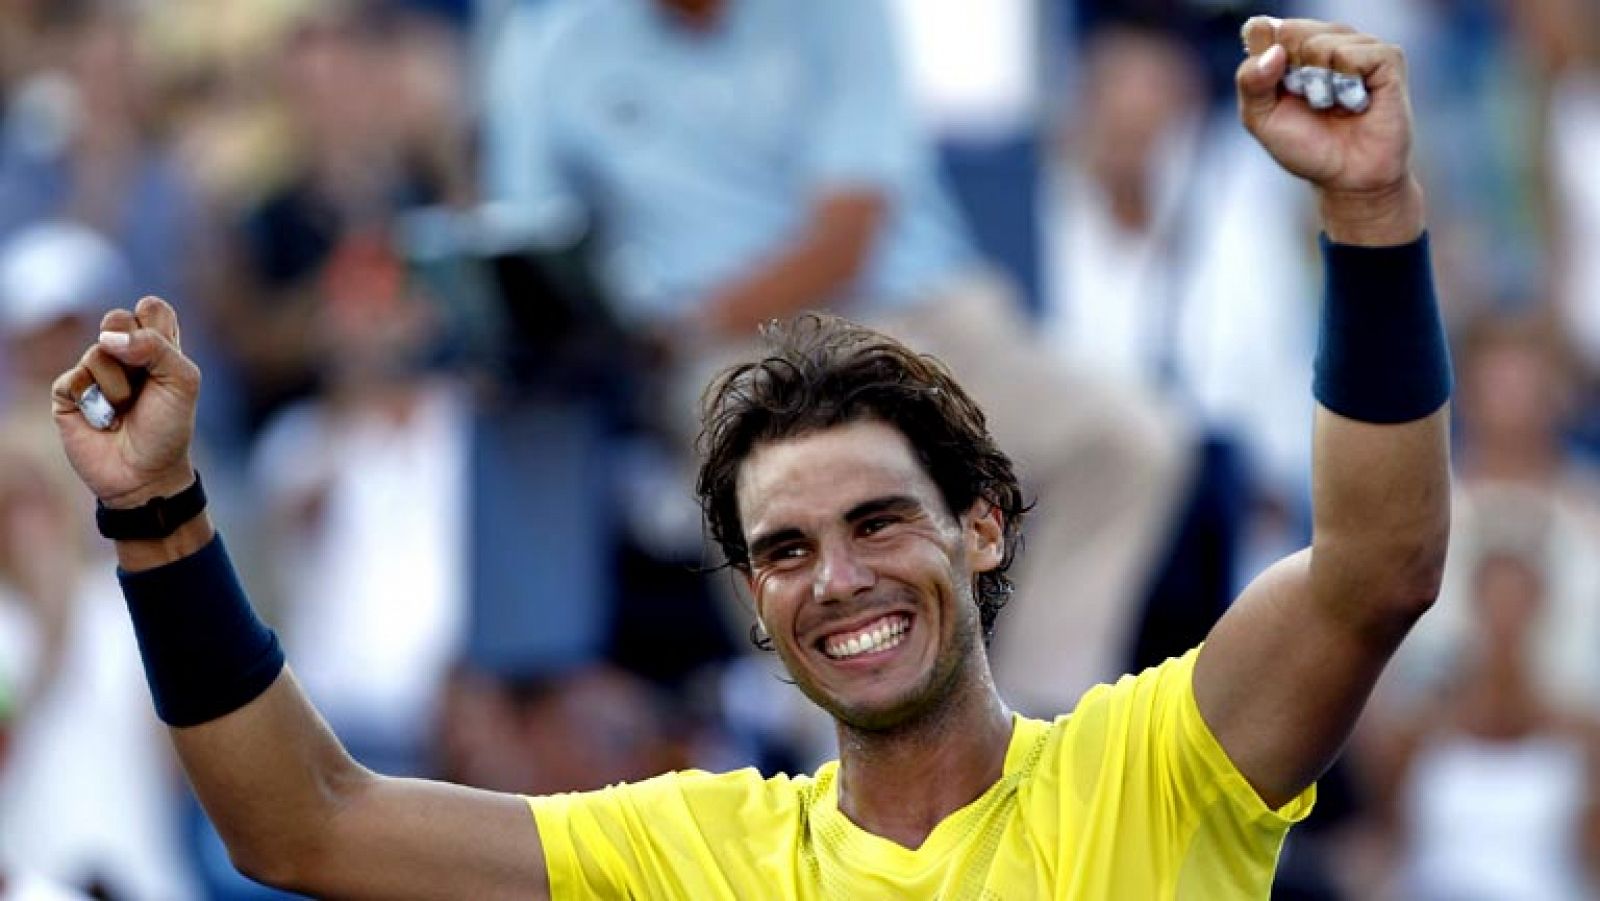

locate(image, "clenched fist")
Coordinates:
1238 18 1423 246
50 296 199 511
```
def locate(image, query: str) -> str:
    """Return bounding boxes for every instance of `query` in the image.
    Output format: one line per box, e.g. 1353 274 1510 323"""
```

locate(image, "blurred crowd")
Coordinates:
0 0 1598 898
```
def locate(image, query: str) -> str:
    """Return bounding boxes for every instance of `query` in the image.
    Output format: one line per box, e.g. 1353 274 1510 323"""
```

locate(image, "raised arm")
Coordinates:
1193 19 1452 808
50 298 549 899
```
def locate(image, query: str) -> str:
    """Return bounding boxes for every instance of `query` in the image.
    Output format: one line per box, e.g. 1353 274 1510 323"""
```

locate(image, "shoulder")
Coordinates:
649 766 813 809
531 766 820 895
1062 649 1201 735
1012 653 1200 783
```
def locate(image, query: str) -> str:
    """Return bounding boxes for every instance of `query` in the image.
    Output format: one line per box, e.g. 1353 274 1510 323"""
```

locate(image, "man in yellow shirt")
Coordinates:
49 16 1449 900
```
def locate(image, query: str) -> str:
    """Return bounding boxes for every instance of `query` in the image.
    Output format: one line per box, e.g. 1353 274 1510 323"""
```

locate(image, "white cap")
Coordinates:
0 221 130 335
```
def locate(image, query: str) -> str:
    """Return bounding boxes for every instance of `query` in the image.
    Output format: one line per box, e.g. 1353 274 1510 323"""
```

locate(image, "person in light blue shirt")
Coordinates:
482 0 1192 715
485 0 979 329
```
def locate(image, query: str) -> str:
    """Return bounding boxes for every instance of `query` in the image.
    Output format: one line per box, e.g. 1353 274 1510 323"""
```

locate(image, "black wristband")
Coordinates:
97 472 207 541
117 533 285 727
1314 233 1453 424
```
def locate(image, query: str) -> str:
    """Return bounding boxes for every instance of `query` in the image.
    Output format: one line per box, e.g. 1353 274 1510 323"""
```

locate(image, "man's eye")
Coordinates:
767 545 808 563
861 517 896 536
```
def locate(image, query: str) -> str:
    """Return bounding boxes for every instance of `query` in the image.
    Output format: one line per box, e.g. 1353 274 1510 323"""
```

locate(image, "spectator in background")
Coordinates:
0 1 199 316
0 220 126 410
0 226 195 901
249 245 470 778
435 661 682 796
0 0 243 482
1385 314 1600 713
484 0 1189 714
1532 0 1600 380
1359 552 1600 900
1306 0 1549 327
208 2 471 441
0 220 126 729
1040 21 1317 580
0 679 92 901
1351 309 1600 895
0 0 52 109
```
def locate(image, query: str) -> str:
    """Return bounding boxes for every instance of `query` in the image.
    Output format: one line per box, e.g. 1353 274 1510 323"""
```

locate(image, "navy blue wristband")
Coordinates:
117 534 285 728
1314 232 1453 423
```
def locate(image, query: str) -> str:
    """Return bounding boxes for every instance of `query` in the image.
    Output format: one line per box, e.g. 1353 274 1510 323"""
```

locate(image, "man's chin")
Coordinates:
815 673 954 734
828 694 926 733
788 628 976 734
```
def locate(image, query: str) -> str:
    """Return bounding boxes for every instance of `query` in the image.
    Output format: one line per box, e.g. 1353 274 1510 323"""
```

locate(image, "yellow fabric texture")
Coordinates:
528 648 1314 899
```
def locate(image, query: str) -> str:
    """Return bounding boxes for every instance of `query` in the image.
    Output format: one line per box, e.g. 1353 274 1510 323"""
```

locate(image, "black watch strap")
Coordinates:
96 473 207 541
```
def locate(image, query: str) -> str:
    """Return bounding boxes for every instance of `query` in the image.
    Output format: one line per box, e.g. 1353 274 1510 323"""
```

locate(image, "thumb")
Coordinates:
96 328 199 391
1237 44 1286 131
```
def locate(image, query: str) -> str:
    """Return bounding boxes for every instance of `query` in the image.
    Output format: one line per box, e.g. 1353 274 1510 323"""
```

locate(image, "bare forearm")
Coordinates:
700 192 883 337
1310 181 1450 618
117 517 366 885
129 536 545 897
703 243 858 336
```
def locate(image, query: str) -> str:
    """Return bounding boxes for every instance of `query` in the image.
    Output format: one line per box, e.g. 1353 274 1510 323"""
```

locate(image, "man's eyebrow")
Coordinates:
845 495 923 523
749 527 805 562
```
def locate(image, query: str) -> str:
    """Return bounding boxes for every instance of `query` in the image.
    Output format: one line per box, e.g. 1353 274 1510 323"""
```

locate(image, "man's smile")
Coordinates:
818 612 913 661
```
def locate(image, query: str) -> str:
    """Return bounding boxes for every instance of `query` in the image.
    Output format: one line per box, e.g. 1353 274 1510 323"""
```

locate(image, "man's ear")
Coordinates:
963 499 1005 574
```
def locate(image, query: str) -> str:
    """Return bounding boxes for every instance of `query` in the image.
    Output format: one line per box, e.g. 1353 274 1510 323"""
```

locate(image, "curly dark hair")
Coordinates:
696 313 1027 645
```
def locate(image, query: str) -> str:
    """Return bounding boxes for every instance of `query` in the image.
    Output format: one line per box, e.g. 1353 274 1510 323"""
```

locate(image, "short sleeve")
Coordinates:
527 789 635 898
1034 648 1314 897
526 768 800 899
800 0 920 190
1160 648 1316 830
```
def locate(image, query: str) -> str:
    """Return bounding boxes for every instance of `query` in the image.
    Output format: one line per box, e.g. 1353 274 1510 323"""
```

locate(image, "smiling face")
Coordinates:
737 419 1004 732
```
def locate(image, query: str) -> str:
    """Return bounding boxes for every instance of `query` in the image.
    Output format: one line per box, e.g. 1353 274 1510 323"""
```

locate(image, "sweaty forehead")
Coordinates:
736 421 937 535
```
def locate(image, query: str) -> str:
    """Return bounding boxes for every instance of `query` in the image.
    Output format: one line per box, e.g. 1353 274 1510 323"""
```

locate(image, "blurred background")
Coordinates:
0 0 1597 898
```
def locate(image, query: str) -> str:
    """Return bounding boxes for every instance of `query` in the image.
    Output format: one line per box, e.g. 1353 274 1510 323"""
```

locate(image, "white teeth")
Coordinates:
825 616 910 659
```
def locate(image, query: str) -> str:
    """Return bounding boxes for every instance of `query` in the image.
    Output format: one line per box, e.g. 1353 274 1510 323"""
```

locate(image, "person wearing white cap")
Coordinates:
0 220 130 411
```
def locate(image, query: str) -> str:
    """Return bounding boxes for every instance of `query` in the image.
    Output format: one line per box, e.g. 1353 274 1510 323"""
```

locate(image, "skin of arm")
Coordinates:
697 190 886 338
173 656 546 899
1192 19 1452 809
52 300 551 899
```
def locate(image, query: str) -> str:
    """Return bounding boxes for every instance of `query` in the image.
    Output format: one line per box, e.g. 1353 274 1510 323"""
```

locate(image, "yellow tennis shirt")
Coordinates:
527 648 1314 898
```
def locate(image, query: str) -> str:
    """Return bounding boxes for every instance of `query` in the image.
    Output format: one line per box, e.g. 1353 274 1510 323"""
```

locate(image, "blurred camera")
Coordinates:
398 206 623 390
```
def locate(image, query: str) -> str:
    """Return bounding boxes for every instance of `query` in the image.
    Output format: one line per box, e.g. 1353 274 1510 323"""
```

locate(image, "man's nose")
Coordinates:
814 537 875 603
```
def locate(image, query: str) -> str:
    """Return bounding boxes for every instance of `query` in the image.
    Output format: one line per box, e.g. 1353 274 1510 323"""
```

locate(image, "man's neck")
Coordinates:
833 676 1013 850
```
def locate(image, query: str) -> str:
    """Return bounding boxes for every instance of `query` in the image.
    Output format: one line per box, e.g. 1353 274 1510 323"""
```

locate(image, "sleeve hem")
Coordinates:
1180 649 1317 829
527 794 574 899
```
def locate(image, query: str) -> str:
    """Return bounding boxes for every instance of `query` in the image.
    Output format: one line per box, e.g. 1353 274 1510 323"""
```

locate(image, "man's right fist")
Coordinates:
50 296 200 510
